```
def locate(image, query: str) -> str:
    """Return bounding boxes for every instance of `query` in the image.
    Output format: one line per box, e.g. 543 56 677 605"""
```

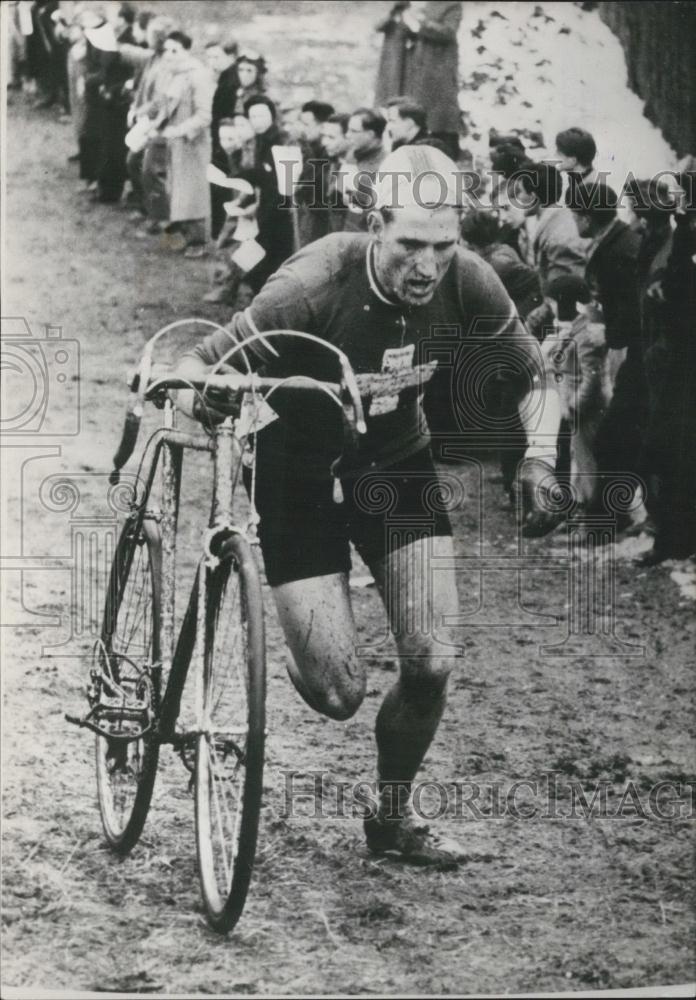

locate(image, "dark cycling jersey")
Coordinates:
185 231 545 478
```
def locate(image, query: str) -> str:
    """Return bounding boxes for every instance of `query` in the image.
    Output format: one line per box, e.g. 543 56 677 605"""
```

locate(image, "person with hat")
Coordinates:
85 15 137 203
243 94 296 289
175 144 563 867
232 50 268 115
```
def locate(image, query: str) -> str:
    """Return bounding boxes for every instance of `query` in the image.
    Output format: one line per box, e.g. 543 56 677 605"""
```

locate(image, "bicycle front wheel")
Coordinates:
195 533 266 934
96 515 162 854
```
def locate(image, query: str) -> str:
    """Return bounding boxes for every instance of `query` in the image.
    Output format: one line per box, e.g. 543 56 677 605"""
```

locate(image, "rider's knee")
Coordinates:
399 639 453 699
314 670 365 721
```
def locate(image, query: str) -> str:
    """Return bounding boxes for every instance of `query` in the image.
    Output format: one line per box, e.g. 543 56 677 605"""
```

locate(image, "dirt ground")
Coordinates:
2 8 695 995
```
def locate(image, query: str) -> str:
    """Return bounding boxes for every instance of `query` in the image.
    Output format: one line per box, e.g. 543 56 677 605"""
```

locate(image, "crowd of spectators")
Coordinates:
7 0 695 565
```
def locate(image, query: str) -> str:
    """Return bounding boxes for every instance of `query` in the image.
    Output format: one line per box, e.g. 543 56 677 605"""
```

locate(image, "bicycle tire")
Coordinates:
96 515 162 854
195 532 266 933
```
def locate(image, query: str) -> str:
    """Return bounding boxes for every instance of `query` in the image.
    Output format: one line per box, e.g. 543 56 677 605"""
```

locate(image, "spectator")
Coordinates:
296 99 335 246
321 112 351 233
233 51 267 115
84 18 136 204
490 138 528 180
555 127 598 186
625 178 675 475
31 0 70 113
461 208 544 323
158 30 214 255
7 1 29 92
544 275 611 511
65 10 98 163
344 107 387 231
203 116 258 305
207 40 240 128
626 174 695 562
567 181 648 527
133 11 154 48
121 15 175 223
300 100 335 146
244 95 295 289
280 104 304 144
506 161 588 291
460 207 547 496
374 2 413 106
638 171 696 562
624 178 675 357
375 1 463 160
489 140 530 255
385 97 428 149
206 39 240 237
113 2 138 46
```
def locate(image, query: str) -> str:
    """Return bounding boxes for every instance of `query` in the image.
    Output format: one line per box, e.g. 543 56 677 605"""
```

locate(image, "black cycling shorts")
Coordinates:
247 445 453 587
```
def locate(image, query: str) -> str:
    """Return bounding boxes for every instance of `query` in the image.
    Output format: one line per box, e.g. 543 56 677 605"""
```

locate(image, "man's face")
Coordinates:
207 45 233 76
163 39 185 65
369 204 460 306
386 107 413 144
572 212 593 239
282 109 303 143
247 102 273 135
147 25 165 52
554 149 578 173
300 111 322 144
347 115 375 156
496 184 526 230
237 61 258 88
133 22 147 45
234 115 254 144
321 122 347 160
219 124 240 154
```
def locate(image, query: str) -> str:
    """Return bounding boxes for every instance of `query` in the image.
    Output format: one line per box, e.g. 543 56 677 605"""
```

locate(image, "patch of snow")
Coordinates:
669 563 696 602
458 1 677 187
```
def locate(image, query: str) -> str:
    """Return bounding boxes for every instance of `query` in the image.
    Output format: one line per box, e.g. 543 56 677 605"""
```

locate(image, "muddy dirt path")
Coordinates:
2 94 695 996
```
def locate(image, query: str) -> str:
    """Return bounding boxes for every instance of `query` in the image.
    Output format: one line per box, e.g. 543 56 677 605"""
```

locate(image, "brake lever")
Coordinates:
109 352 152 484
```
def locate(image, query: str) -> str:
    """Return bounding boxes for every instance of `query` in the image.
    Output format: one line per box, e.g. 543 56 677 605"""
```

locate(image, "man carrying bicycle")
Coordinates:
177 144 561 866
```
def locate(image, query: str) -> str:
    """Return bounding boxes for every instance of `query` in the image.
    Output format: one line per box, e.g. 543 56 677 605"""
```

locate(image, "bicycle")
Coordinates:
67 319 365 933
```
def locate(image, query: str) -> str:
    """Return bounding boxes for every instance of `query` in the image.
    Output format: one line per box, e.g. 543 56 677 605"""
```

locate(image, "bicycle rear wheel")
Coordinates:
96 515 162 854
195 533 265 933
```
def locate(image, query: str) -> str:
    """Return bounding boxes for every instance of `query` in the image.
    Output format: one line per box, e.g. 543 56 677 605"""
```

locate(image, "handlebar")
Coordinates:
109 368 367 484
144 373 342 397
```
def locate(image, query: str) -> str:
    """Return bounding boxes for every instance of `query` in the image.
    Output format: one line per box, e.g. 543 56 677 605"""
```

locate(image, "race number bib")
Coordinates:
369 345 415 416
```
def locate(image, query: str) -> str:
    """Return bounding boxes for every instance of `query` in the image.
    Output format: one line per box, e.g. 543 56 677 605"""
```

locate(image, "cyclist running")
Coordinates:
177 145 561 866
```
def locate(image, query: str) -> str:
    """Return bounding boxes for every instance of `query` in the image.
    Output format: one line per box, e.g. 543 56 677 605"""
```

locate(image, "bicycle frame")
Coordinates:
69 320 366 749
133 398 245 752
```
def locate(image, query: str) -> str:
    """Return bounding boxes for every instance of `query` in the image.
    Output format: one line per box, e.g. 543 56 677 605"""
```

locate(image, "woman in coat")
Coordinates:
159 31 214 253
243 95 295 292
233 51 267 115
